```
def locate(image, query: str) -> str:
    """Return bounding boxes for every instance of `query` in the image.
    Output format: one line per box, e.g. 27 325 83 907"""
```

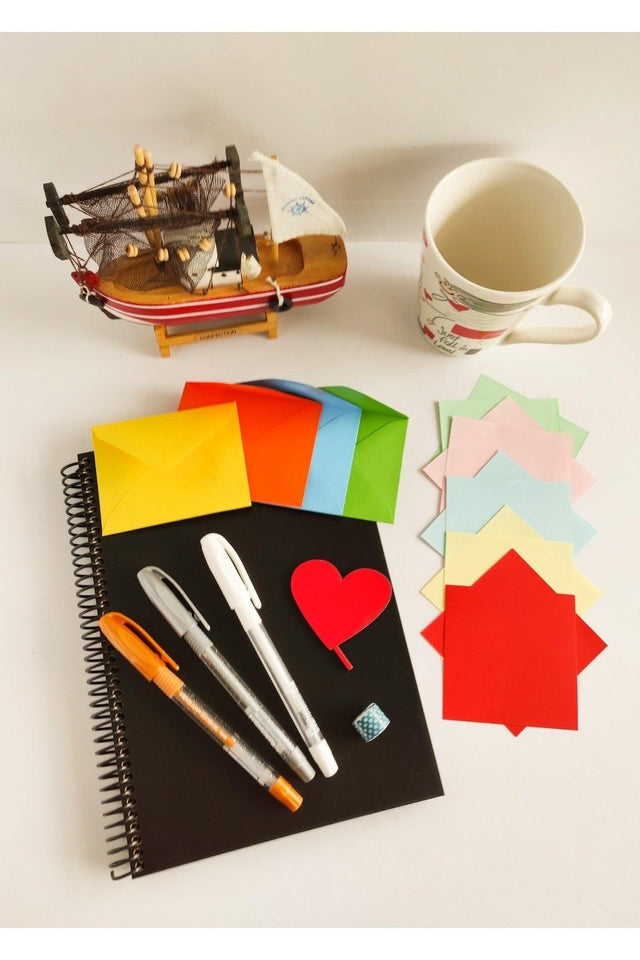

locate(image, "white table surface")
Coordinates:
1 239 638 931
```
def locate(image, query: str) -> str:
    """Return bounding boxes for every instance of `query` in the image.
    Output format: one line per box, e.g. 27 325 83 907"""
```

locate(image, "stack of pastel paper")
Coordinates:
91 381 408 536
419 376 605 736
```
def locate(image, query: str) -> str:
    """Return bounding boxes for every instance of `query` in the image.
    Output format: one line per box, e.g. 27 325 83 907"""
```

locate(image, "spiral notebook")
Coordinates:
62 452 443 879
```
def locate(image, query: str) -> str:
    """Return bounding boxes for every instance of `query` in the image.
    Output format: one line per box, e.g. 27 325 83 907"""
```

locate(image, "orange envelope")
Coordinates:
178 382 322 508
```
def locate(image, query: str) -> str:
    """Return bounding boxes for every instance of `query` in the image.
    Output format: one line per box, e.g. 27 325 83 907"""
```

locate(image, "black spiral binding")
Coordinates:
61 455 144 879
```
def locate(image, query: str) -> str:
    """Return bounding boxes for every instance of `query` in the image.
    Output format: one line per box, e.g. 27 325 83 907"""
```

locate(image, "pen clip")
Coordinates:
101 611 180 673
214 534 262 610
145 566 211 632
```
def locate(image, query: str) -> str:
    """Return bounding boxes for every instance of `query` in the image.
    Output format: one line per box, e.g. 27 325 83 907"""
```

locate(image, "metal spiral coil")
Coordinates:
61 456 144 879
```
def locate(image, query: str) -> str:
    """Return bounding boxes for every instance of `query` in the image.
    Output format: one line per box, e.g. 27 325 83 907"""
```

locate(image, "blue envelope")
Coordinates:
421 451 597 555
248 380 362 515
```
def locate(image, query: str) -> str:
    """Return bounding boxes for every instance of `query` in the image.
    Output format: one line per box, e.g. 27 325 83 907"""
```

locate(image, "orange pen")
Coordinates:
98 612 303 812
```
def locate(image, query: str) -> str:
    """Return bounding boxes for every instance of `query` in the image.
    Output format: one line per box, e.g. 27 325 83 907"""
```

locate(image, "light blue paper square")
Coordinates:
420 451 596 555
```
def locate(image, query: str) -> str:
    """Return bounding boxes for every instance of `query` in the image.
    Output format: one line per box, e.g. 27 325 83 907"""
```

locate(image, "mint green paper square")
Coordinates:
436 376 588 456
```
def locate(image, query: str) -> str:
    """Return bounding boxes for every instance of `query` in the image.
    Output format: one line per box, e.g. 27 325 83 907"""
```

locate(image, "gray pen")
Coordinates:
137 566 315 783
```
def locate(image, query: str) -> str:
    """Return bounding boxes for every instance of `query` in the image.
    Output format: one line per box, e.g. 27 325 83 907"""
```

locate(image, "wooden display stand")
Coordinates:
153 309 279 357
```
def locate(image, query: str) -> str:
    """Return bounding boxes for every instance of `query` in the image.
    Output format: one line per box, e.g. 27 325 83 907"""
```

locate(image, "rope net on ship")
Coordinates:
55 149 242 293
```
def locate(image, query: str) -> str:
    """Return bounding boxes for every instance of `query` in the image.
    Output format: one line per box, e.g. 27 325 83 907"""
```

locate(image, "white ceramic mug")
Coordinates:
417 158 611 357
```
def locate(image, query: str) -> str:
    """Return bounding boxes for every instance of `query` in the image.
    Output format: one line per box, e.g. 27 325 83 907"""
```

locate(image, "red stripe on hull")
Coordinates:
98 275 346 326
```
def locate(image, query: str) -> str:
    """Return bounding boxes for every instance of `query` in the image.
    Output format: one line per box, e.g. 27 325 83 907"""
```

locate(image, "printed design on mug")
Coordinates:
433 273 470 312
417 312 481 356
430 272 537 316
418 305 506 356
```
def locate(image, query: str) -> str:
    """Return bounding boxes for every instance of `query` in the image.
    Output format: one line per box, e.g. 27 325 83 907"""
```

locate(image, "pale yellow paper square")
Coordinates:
420 506 600 615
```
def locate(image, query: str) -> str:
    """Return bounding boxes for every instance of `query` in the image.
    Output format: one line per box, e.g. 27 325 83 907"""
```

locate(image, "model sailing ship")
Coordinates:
44 144 347 350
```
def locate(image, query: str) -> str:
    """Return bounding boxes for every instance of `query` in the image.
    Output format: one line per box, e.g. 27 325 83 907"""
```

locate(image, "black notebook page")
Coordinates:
81 453 443 877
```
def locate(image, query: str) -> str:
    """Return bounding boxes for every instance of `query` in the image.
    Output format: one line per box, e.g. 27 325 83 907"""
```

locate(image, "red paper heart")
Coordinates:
291 559 392 669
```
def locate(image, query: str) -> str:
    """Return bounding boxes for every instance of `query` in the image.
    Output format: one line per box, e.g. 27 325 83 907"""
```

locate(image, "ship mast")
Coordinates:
43 145 259 285
269 154 280 266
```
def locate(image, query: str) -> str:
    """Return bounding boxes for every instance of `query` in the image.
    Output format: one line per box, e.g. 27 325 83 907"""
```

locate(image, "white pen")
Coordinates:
201 534 338 778
137 566 315 783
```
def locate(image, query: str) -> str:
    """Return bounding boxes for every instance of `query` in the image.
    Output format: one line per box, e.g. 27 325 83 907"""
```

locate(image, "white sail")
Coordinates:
250 150 346 244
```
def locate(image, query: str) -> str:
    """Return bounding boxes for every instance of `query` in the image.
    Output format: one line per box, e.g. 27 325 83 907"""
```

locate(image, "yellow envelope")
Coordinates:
92 403 251 535
420 506 600 615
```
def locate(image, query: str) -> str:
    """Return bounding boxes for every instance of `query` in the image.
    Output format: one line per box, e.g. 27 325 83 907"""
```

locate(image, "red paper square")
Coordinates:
422 610 606 736
441 550 579 730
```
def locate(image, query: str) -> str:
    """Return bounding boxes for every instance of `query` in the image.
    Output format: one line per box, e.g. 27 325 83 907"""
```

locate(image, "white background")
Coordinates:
1 26 639 940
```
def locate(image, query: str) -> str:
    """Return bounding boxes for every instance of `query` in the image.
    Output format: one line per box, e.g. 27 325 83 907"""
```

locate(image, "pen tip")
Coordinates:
310 741 339 778
269 777 303 812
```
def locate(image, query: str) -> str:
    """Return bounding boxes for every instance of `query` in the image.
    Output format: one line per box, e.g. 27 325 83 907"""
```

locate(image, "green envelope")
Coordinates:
322 386 408 523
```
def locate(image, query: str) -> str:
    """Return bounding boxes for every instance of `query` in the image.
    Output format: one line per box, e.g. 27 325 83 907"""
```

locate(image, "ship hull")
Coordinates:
97 273 346 325
80 235 347 327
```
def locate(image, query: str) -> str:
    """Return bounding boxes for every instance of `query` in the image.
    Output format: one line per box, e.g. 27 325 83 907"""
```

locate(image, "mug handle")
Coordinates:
503 285 612 345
